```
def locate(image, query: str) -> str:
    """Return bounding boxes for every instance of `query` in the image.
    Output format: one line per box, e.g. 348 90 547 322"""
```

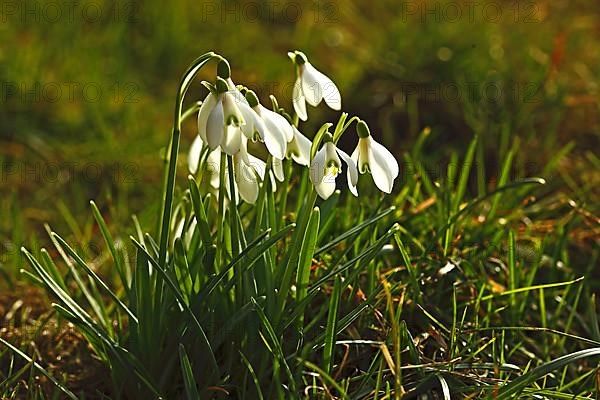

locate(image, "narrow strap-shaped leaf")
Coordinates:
90 200 128 288
323 276 342 374
179 344 201 400
497 347 600 399
188 176 213 246
316 206 395 255
240 351 265 400
301 360 350 400
51 232 139 325
0 338 78 400
130 237 220 379
296 207 320 305
251 298 297 393
46 226 110 330
199 225 294 300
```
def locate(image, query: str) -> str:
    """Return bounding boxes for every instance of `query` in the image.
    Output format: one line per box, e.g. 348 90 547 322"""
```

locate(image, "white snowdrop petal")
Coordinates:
247 154 267 180
269 108 294 142
310 146 327 188
259 107 288 159
174 217 185 241
369 137 399 179
234 156 259 204
316 73 341 111
350 145 359 164
292 77 308 121
268 171 278 192
272 158 284 182
367 138 398 194
226 78 236 92
221 126 242 155
301 63 324 107
325 142 341 170
238 102 258 139
314 179 336 200
206 100 225 150
207 149 221 189
222 92 245 127
197 92 217 142
338 149 359 196
188 135 203 174
369 160 394 193
290 126 311 166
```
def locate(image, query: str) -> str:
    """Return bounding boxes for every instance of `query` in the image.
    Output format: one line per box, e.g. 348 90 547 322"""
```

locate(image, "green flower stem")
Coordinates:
216 152 227 268
276 158 293 231
158 52 218 269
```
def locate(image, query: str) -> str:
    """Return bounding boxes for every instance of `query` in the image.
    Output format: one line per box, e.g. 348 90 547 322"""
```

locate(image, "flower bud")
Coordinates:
216 77 229 94
356 120 371 138
245 90 260 108
217 59 231 79
293 51 307 66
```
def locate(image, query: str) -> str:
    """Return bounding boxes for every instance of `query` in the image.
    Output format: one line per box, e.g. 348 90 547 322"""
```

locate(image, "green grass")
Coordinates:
1 0 599 398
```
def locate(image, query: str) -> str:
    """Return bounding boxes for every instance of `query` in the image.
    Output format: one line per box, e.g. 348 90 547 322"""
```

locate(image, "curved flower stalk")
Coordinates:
289 50 342 121
197 77 246 154
309 132 358 200
351 120 399 194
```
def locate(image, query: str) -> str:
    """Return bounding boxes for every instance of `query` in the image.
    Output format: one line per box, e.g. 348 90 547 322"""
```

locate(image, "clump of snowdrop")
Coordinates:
188 52 398 204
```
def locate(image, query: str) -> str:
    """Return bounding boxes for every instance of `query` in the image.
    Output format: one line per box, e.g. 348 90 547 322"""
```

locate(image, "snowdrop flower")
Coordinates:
289 51 341 121
286 125 312 167
197 77 246 154
310 132 358 200
241 90 293 160
351 120 399 194
234 136 280 204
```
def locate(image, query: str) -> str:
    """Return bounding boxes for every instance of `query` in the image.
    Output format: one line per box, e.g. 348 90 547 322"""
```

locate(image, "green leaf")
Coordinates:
0 338 78 400
296 207 320 305
323 276 342 374
51 232 138 325
497 348 600 399
90 200 129 288
179 344 201 400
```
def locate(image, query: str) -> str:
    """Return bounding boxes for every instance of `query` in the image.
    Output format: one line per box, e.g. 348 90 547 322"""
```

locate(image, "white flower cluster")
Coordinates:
188 51 399 203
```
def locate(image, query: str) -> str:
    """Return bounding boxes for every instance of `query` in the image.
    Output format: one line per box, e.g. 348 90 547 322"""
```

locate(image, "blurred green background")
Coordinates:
1 0 598 276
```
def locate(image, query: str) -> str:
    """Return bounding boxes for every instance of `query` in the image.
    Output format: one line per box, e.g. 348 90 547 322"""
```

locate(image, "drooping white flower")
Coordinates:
197 77 246 154
309 132 358 200
351 120 399 194
286 125 312 166
289 51 342 121
241 90 292 161
234 136 280 204
189 133 276 204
